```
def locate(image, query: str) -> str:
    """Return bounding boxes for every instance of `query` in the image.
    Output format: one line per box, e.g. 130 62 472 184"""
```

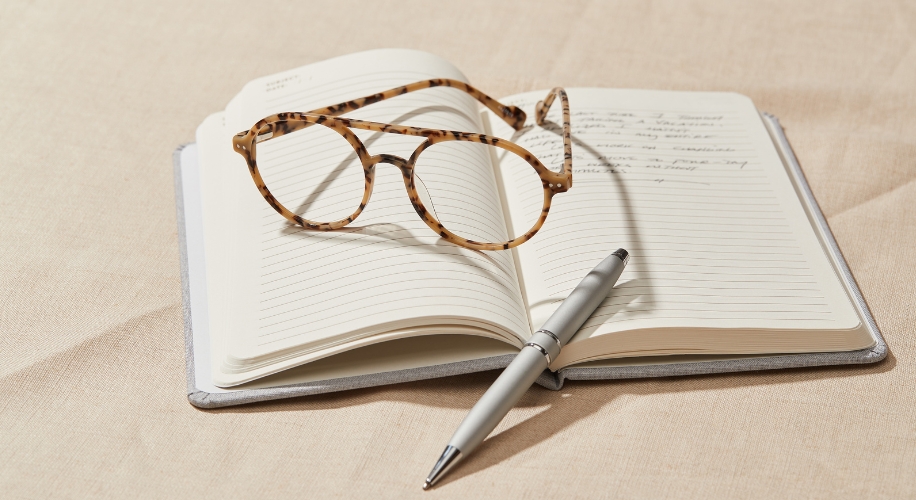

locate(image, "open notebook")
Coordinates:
176 49 885 408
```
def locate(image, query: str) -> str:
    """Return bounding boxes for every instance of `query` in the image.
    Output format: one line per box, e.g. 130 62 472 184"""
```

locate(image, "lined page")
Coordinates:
488 88 860 344
210 50 529 381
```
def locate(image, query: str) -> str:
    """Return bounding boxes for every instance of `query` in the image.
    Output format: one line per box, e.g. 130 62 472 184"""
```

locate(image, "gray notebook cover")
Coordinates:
175 113 887 409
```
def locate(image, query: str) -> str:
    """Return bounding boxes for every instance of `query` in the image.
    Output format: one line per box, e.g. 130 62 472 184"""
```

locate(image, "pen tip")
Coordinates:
424 445 462 490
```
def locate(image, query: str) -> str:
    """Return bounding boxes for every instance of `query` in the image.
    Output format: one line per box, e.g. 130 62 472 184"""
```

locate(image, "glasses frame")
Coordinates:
232 79 572 251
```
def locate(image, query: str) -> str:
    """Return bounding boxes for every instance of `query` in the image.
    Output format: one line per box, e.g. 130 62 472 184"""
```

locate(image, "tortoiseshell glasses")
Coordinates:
232 79 572 251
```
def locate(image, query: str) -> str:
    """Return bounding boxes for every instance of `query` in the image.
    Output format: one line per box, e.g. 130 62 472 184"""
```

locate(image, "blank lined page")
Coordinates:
211 50 529 378
488 88 860 342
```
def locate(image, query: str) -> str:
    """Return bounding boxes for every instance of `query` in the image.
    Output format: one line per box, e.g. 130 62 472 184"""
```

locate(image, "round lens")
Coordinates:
413 139 545 245
255 122 366 225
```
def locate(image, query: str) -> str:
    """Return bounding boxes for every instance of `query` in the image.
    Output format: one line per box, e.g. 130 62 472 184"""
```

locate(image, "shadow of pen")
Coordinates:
431 386 607 488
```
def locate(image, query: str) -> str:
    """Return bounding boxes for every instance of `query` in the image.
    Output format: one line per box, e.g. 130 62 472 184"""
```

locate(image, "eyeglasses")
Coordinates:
232 79 572 251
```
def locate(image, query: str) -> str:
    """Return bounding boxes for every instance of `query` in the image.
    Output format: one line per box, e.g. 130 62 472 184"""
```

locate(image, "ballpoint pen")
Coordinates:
423 248 629 489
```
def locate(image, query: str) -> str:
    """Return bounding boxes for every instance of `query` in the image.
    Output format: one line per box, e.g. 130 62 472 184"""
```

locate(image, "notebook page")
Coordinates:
195 111 234 382
215 50 529 377
197 113 522 387
487 88 861 343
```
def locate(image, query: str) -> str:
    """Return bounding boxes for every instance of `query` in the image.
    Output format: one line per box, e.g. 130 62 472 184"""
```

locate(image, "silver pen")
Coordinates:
423 248 629 489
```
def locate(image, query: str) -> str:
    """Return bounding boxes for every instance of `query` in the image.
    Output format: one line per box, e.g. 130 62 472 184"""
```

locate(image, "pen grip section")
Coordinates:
449 347 548 454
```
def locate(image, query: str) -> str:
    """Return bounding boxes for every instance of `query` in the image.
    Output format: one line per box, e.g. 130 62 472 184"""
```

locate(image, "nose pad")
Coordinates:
413 174 439 220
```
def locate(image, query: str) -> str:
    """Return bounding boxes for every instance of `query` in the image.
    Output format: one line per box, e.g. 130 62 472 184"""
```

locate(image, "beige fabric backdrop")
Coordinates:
1 0 914 498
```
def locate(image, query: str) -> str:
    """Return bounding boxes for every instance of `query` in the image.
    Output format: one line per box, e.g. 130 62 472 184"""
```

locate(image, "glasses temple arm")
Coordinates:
305 78 529 131
534 88 573 181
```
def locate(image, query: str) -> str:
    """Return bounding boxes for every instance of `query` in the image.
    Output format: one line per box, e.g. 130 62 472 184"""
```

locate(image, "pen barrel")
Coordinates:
449 346 548 454
539 250 628 346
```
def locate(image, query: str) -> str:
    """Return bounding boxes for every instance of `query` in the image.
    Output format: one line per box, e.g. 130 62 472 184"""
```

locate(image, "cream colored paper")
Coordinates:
197 51 873 386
